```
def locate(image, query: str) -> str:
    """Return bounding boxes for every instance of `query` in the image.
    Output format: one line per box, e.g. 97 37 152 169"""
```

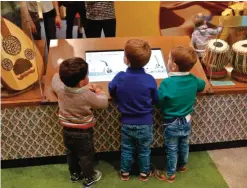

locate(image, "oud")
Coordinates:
1 17 44 91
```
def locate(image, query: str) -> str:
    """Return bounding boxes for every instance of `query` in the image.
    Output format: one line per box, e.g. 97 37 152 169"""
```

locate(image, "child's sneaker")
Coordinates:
155 170 176 183
139 171 153 182
177 166 187 173
70 172 83 183
139 164 155 181
83 170 102 188
120 172 130 181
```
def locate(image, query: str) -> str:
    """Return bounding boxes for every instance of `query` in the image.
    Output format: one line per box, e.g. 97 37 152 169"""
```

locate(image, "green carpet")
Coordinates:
1 151 228 188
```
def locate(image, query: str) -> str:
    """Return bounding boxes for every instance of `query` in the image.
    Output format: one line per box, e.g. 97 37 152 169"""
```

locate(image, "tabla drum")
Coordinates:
231 40 247 82
203 39 230 79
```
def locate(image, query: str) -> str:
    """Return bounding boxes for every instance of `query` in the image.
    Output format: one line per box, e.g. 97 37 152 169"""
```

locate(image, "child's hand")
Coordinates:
90 84 102 91
89 84 105 94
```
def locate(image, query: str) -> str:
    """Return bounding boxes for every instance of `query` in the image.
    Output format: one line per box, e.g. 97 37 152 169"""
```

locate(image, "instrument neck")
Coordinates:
1 17 11 38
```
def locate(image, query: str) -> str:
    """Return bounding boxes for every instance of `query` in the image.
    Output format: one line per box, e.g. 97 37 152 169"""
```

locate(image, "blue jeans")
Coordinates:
163 117 191 176
121 124 153 173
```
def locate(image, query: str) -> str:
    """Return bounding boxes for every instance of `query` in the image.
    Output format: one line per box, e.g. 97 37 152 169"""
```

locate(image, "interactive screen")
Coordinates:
85 49 168 82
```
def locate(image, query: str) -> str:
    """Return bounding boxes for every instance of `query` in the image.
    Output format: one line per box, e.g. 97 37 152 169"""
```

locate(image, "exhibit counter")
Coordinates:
1 36 247 161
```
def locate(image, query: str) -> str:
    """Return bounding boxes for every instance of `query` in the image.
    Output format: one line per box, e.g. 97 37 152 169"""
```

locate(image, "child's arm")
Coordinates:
51 73 64 94
152 89 159 105
151 78 159 105
207 27 222 35
191 33 196 48
87 88 109 109
196 77 206 92
108 72 123 99
157 80 169 108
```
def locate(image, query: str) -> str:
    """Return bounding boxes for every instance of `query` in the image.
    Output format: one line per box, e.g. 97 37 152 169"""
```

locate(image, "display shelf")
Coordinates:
44 36 212 102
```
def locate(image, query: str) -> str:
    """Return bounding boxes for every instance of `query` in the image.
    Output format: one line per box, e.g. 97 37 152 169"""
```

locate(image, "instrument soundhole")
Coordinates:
2 36 21 55
1 58 13 71
241 44 247 48
24 49 34 60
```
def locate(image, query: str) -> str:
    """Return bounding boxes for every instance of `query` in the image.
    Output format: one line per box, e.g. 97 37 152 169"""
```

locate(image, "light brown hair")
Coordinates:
124 39 151 69
170 46 197 72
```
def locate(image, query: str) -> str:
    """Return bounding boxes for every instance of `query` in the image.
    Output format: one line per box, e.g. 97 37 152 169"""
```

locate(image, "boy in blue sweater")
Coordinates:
109 39 158 181
155 46 206 183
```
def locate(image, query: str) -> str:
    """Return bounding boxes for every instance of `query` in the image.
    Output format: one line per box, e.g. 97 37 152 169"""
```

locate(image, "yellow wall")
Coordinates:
115 1 161 37
37 1 161 37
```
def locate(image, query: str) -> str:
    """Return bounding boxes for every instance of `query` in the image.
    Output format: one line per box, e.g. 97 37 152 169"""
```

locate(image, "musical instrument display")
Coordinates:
203 39 230 79
231 40 247 82
1 17 44 91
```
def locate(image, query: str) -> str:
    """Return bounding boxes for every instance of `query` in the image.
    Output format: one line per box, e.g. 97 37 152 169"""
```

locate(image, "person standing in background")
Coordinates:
27 1 61 47
27 1 41 40
84 1 116 38
60 1 86 39
41 1 62 47
1 1 22 28
1 1 37 37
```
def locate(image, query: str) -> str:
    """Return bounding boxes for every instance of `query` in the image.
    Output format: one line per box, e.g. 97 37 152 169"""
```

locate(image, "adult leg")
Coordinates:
137 125 153 173
66 5 76 39
84 19 102 38
76 2 86 38
28 11 41 40
120 125 135 173
43 9 56 48
102 19 116 37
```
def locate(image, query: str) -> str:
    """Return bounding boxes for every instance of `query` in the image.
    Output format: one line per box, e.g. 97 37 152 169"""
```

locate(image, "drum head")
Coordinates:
207 39 229 53
232 40 247 54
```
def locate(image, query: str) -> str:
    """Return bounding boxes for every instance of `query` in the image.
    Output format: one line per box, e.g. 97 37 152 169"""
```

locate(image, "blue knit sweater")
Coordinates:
109 67 158 125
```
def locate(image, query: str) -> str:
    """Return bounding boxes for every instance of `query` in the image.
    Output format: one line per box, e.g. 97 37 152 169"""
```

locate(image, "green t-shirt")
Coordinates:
158 73 206 119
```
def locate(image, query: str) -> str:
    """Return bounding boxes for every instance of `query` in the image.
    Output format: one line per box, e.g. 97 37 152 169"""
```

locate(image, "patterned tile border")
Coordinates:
1 94 247 160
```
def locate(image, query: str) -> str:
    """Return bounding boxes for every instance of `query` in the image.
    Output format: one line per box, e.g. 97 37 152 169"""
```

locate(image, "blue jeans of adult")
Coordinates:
121 124 153 173
163 117 191 176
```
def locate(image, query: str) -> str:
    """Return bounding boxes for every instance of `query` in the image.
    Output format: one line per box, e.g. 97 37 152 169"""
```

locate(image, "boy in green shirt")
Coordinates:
155 46 206 183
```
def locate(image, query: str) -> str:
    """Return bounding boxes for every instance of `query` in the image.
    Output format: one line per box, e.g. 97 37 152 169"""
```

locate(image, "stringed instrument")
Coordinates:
1 17 44 91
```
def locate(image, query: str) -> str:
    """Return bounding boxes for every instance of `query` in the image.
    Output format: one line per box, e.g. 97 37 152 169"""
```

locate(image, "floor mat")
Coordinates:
1 151 228 188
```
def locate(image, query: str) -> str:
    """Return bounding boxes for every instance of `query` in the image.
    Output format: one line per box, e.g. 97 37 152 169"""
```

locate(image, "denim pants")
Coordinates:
121 124 153 173
163 117 191 176
63 127 94 178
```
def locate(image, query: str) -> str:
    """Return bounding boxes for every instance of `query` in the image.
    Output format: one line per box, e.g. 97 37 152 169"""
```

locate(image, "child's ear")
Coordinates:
79 80 85 87
172 62 178 71
124 56 130 66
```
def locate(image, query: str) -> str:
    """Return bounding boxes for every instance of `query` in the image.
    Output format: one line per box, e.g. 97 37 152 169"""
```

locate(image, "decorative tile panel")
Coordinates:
1 94 247 160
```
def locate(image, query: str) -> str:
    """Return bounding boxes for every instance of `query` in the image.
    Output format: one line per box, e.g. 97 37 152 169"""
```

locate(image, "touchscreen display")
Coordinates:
85 49 168 82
